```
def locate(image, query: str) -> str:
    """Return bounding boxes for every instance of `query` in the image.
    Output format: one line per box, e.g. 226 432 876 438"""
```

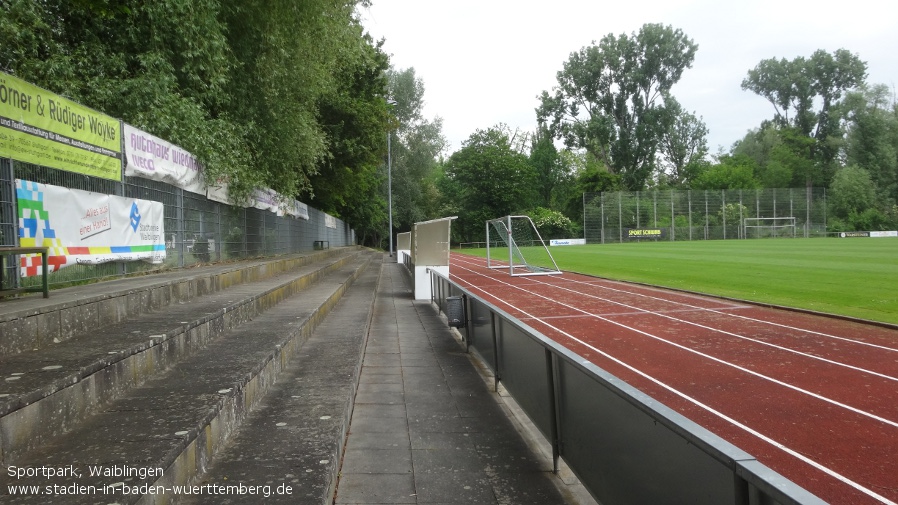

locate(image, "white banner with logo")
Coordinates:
16 180 165 277
286 200 310 220
123 123 205 194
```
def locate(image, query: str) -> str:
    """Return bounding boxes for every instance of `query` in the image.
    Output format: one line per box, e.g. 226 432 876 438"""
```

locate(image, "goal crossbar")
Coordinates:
743 217 796 238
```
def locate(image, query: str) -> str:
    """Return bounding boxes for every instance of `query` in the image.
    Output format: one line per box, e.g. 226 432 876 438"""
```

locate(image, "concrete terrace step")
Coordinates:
179 256 382 505
0 248 364 464
0 247 355 357
0 250 379 504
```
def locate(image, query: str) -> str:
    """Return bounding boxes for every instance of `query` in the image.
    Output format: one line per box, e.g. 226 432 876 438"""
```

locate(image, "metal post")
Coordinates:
507 215 513 276
618 193 623 243
582 192 586 242
388 131 393 257
670 190 675 242
720 189 727 240
546 349 561 474
491 312 500 391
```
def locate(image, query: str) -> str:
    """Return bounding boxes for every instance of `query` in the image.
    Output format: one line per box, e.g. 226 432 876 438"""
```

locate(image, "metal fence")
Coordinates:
584 188 827 243
0 158 354 290
428 268 825 505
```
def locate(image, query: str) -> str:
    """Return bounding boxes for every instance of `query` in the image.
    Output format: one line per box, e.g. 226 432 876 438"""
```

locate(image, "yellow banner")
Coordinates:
0 71 122 180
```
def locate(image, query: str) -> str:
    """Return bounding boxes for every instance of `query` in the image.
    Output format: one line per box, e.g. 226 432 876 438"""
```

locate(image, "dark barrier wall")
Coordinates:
428 269 826 505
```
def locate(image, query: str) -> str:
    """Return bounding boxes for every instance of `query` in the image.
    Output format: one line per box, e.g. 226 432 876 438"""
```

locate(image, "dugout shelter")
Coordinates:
408 216 456 300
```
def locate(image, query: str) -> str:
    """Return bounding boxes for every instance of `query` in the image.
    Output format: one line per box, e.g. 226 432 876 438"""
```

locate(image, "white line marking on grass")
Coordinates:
449 265 898 505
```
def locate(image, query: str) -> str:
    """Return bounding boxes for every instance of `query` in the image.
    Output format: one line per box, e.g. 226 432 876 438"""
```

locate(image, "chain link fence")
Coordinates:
0 158 355 290
583 188 827 243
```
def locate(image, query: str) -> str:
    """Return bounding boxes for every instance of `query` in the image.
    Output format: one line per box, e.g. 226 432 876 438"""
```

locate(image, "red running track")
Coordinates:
449 253 898 504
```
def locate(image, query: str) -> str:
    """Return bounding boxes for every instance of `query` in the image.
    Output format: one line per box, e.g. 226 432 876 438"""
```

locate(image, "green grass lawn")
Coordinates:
456 238 898 325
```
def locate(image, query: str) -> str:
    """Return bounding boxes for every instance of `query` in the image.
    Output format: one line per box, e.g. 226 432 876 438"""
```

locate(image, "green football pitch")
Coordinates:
456 237 898 325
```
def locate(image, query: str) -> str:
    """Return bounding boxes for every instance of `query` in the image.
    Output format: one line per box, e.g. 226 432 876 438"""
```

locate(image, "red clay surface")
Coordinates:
449 253 898 505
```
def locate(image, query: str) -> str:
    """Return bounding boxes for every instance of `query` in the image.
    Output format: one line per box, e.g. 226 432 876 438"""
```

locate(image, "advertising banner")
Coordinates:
839 231 898 238
123 123 204 194
16 179 165 277
626 228 667 240
0 71 122 180
252 187 283 216
550 238 586 246
286 200 310 220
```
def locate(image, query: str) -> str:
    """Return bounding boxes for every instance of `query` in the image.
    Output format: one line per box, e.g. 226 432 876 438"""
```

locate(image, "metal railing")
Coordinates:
428 268 825 505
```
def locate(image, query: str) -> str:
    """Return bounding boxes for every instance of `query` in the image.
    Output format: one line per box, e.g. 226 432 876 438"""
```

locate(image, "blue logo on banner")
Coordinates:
130 202 141 232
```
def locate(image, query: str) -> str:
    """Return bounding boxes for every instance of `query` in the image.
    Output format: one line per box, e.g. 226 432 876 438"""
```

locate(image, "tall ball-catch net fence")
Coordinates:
583 188 826 243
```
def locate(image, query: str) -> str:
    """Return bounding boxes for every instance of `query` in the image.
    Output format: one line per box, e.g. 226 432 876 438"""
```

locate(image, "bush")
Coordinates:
529 207 577 240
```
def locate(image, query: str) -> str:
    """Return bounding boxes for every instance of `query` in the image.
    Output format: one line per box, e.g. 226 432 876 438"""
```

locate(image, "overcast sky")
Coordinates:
361 0 897 156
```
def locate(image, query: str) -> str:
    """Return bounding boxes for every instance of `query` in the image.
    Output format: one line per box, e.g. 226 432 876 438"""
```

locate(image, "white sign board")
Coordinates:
123 123 204 194
16 180 165 277
550 238 586 246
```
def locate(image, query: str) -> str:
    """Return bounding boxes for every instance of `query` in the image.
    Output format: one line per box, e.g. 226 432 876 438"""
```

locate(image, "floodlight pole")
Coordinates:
386 99 396 258
388 129 393 257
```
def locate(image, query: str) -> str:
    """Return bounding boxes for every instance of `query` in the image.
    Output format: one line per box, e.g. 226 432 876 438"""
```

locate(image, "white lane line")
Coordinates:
449 271 898 505
521 276 898 384
452 254 898 354
550 266 898 354
451 262 898 429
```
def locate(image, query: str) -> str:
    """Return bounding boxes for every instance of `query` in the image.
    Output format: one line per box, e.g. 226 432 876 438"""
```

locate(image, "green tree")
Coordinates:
537 23 698 191
692 154 760 190
528 128 571 208
843 85 898 205
0 0 382 206
829 166 877 218
308 36 392 248
385 68 447 237
742 49 867 187
443 124 538 242
222 0 374 200
657 96 709 187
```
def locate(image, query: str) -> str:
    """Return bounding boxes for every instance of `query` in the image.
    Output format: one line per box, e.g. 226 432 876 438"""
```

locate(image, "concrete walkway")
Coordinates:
334 259 576 505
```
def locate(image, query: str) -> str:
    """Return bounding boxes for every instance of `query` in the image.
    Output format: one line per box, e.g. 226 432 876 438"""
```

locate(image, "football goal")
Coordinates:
743 217 796 238
486 215 562 276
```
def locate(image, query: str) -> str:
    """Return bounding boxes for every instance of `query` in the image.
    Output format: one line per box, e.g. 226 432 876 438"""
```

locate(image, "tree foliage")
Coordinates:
742 49 867 185
537 23 698 191
385 68 447 237
443 124 537 242
691 154 759 190
656 96 709 187
843 85 898 206
0 0 390 208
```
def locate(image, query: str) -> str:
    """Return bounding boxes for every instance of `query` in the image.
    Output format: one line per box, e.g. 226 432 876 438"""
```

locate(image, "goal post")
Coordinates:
486 215 562 276
743 217 796 238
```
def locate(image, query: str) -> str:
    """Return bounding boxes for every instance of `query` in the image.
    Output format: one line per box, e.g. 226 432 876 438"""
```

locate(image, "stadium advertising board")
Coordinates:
626 228 667 240
0 71 122 180
839 231 898 238
16 179 165 277
550 239 586 246
123 123 204 194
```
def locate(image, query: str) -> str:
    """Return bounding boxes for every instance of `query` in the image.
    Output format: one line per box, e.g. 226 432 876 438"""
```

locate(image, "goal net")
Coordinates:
486 215 562 276
743 217 796 238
